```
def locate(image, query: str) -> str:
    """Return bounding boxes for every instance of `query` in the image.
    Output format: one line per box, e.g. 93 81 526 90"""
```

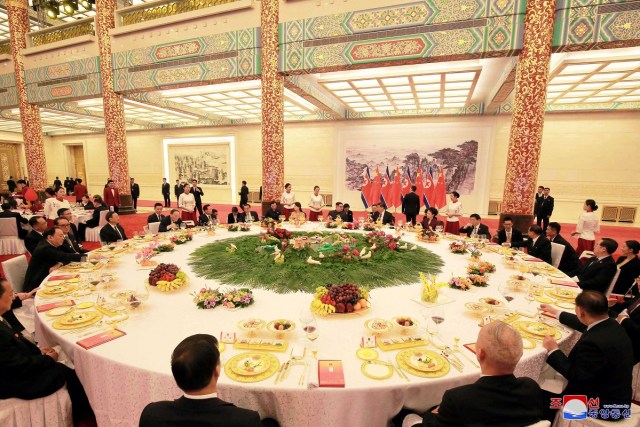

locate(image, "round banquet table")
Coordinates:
34 224 580 427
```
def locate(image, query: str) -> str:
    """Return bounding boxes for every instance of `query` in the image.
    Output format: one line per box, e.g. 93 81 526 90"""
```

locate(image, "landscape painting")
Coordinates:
167 144 229 185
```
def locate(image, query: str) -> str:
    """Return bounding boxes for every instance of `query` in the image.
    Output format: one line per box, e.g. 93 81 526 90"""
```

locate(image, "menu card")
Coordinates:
463 343 477 355
549 279 578 288
318 360 345 388
77 329 126 350
36 300 75 313
48 274 79 281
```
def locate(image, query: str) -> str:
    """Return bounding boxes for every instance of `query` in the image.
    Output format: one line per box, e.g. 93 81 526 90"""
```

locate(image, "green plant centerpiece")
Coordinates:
189 228 443 293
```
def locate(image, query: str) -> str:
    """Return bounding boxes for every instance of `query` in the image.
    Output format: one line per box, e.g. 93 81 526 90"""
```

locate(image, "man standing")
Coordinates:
99 212 127 244
174 179 183 207
533 185 544 218
401 185 420 226
63 177 71 195
570 238 618 293
73 178 87 204
510 225 552 264
53 176 62 188
191 179 204 217
536 187 554 232
541 291 633 422
458 214 490 238
25 216 47 254
161 178 171 207
239 180 249 209
103 180 121 213
147 203 165 224
130 178 140 210
496 216 523 246
6 176 16 193
546 222 580 274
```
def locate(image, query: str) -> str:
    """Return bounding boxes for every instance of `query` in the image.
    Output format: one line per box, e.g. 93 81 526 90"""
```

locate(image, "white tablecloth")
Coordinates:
18 209 92 228
34 225 578 427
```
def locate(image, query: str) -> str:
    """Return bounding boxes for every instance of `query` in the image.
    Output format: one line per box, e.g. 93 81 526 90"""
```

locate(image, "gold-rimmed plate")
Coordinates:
361 360 393 380
46 306 74 317
479 297 504 308
547 288 578 300
224 352 279 383
38 285 78 298
365 318 393 334
52 311 103 330
356 347 379 361
403 349 445 372
396 348 450 378
522 337 536 349
513 320 556 337
229 353 271 376
76 302 94 310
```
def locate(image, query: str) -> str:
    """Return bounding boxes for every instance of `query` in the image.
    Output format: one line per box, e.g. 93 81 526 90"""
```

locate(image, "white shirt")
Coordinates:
281 191 295 209
575 211 600 241
179 193 196 212
44 198 71 220
184 392 218 400
308 194 325 212
445 201 462 222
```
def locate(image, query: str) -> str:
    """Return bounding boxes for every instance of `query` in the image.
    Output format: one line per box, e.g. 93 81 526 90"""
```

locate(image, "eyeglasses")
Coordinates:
59 223 71 227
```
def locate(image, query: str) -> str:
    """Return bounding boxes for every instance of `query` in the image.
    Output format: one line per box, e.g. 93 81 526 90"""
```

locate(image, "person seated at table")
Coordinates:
395 321 543 427
99 212 128 244
540 291 633 422
238 204 259 223
327 202 347 222
54 217 87 255
198 204 217 226
159 209 183 232
371 203 395 226
546 222 580 275
84 195 108 229
0 202 28 239
15 179 40 212
227 207 240 224
569 238 618 293
611 240 640 296
80 194 94 210
139 334 280 427
610 285 640 363
495 216 524 246
147 203 165 224
458 213 490 238
420 207 439 230
23 228 86 292
0 278 95 424
287 202 306 223
25 215 47 254
263 201 281 222
342 203 354 223
509 225 552 264
57 207 83 244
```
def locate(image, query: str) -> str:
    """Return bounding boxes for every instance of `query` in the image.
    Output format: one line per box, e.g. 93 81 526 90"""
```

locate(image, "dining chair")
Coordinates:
0 385 72 427
550 242 565 269
0 218 26 255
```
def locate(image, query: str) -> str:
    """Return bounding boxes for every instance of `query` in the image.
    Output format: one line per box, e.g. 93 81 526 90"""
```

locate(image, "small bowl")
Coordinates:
266 319 296 334
479 297 504 308
365 318 393 334
392 316 419 332
237 318 266 333
465 302 489 316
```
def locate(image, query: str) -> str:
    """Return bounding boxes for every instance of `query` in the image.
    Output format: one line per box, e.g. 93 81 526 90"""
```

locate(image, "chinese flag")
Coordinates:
388 166 403 208
360 166 372 208
369 166 382 208
433 169 448 208
423 168 435 208
414 167 425 209
380 172 391 209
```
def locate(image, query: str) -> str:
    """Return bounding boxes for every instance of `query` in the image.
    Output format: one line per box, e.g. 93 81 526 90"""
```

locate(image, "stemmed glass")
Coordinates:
499 283 515 304
304 318 319 358
279 215 286 223
525 284 536 314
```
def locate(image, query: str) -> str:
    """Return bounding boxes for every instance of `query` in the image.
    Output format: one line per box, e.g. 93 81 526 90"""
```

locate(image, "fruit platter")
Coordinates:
311 283 370 316
266 319 296 335
148 263 188 292
393 316 419 332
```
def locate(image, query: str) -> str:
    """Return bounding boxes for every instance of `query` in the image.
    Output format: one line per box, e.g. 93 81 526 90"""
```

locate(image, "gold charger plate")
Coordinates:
555 301 575 309
52 311 103 330
547 289 578 300
522 338 536 349
46 306 74 317
38 285 78 298
536 296 554 304
396 348 449 378
356 347 379 361
59 262 84 271
224 352 279 383
403 349 445 372
513 320 556 337
361 360 393 380
229 352 272 376
76 302 94 309
546 272 566 278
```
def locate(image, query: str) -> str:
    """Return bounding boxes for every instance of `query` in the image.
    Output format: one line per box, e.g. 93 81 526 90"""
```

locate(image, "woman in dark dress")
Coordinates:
421 207 439 230
612 240 640 296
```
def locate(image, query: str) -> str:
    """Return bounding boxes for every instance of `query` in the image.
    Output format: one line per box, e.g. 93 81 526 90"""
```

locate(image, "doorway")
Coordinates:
67 145 87 185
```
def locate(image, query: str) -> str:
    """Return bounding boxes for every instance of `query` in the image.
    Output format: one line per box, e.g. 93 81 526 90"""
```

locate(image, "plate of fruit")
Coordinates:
266 319 295 334
310 283 369 316
148 263 188 292
393 316 419 331
479 297 504 308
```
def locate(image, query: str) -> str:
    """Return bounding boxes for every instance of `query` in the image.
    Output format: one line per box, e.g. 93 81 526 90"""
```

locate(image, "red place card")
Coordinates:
463 343 477 355
77 329 126 350
48 274 79 282
549 279 578 288
318 360 345 388
36 300 75 313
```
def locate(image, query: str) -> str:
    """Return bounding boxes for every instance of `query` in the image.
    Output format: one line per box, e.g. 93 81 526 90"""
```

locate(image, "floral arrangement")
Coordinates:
466 261 495 276
467 274 489 287
267 227 292 241
148 263 188 292
362 222 377 231
366 231 400 251
192 287 255 310
135 247 157 267
154 242 175 253
477 261 496 273
261 217 278 229
449 241 468 254
170 231 193 245
420 272 446 302
228 223 251 232
315 233 361 261
418 229 440 242
470 249 483 259
448 276 473 291
311 283 369 315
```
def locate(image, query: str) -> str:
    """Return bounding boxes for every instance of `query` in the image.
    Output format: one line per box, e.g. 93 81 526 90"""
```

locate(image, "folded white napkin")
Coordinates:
307 360 319 389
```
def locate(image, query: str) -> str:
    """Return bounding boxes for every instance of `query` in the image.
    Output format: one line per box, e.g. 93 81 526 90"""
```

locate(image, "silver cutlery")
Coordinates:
440 350 463 372
453 338 479 368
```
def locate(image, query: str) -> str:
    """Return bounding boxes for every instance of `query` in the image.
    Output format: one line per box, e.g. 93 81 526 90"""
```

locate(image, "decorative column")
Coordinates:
260 0 284 214
6 0 47 191
500 0 557 231
95 0 133 213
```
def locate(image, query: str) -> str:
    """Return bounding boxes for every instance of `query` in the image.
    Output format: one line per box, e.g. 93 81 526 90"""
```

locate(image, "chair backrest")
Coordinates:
550 242 565 268
525 421 551 427
606 269 622 297
1 254 28 292
97 210 109 227
0 218 18 238
148 222 160 233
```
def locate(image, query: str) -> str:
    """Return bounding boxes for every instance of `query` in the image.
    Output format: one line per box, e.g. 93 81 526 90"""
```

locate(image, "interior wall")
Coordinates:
43 111 640 225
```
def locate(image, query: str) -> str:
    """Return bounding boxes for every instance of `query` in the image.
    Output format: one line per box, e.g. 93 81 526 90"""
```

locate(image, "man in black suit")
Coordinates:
511 225 552 264
191 179 204 217
343 203 354 223
533 185 544 217
238 180 249 209
147 203 165 224
238 204 259 223
159 209 183 232
161 178 171 207
263 201 281 222
371 203 395 226
58 208 83 244
53 176 62 188
23 228 85 292
84 195 108 228
570 238 618 293
140 334 279 427
99 212 128 244
496 216 524 246
0 279 94 423
610 290 640 364
130 177 140 210
458 213 490 238
546 222 580 274
54 217 88 255
402 185 421 226
0 202 28 239
227 207 240 224
327 202 347 222
6 176 16 192
25 215 47 254
535 187 554 232
396 321 543 427
174 179 183 207
80 195 94 210
541 291 633 421
198 205 217 226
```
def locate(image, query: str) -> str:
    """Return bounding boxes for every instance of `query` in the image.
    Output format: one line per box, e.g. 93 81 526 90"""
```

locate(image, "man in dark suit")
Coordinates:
327 202 347 222
396 321 543 427
458 213 490 238
80 195 94 210
130 177 140 210
103 180 121 213
570 238 618 293
54 217 87 255
238 204 259 223
541 291 633 421
53 176 62 188
402 185 421 226
148 203 165 224
371 203 395 226
533 185 544 217
80 195 108 241
174 179 183 207
610 290 640 364
496 216 524 246
159 209 183 232
0 202 28 239
191 179 204 217
63 177 71 195
25 215 47 254
57 208 83 244
546 222 580 274
238 180 249 209
263 201 281 221
227 207 240 224
198 205 217 226
535 187 554 232
99 212 127 244
343 203 354 223
6 176 16 192
161 178 171 207
139 334 279 427
511 225 552 264
23 228 85 292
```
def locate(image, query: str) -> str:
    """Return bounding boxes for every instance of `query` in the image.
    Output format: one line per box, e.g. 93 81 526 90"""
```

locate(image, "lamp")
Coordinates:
44 1 60 19
79 0 92 10
61 0 78 16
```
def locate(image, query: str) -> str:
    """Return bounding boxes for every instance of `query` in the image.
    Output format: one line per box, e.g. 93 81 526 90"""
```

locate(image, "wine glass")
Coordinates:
318 215 324 223
304 318 319 358
499 283 514 304
420 309 436 336
435 224 443 233
89 274 101 288
299 308 314 326
279 215 286 223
